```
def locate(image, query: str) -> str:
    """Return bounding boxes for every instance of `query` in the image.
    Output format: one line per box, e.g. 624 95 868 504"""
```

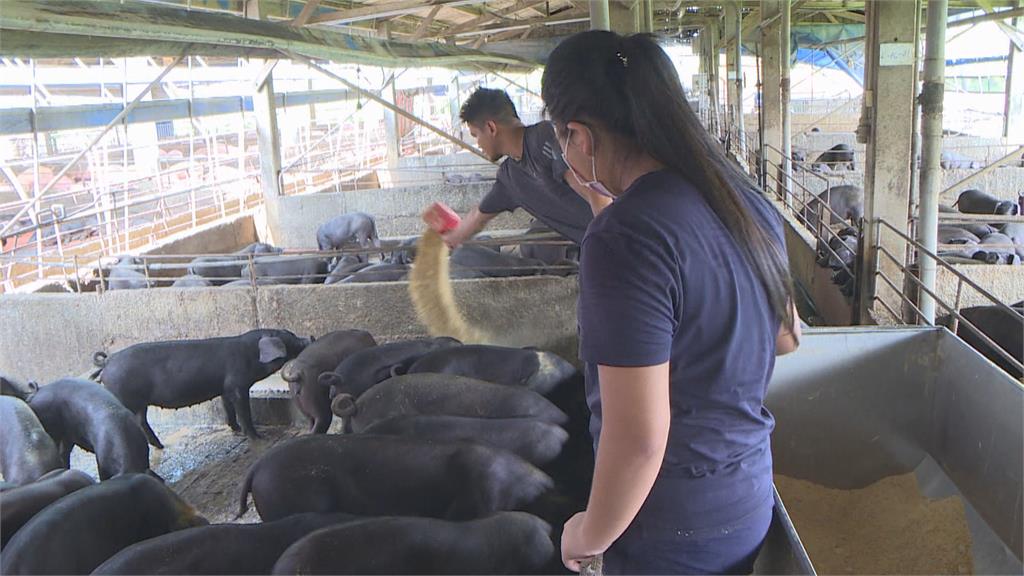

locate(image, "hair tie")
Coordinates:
616 51 628 68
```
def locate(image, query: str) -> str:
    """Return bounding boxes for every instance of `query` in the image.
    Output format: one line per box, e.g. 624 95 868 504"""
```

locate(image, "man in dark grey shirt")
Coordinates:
439 88 599 247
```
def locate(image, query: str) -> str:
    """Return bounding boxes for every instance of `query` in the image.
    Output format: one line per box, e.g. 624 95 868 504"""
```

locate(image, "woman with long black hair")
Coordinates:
542 31 802 575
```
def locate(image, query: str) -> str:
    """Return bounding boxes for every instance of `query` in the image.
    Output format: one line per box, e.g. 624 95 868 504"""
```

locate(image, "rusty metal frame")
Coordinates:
288 50 493 162
0 53 188 237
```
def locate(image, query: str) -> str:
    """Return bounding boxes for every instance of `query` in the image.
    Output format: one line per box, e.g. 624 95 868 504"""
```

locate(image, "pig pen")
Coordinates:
12 180 533 293
8 272 1021 574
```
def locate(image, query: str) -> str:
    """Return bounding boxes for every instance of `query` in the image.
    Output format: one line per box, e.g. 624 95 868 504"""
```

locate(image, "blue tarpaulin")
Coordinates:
795 47 863 85
742 23 866 85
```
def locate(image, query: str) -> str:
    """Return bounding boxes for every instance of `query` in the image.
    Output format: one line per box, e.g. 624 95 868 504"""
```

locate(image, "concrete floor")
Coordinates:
67 373 302 525
69 420 302 524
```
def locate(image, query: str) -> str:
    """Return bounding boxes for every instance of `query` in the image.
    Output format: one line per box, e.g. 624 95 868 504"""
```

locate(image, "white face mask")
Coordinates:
560 128 615 199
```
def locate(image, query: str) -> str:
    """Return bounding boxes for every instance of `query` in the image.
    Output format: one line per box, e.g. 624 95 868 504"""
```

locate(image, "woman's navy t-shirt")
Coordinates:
578 169 787 532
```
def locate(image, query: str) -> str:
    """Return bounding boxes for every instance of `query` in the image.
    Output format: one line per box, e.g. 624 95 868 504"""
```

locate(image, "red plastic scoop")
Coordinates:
422 202 461 233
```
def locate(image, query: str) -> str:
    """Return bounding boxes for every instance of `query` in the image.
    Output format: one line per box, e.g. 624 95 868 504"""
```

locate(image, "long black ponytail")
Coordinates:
542 31 794 330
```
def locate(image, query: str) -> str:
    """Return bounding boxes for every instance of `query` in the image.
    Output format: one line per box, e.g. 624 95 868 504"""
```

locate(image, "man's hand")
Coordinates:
441 223 475 249
432 206 497 249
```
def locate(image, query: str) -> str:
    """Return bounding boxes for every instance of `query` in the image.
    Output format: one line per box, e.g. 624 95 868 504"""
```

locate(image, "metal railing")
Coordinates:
1 112 477 291
0 232 579 293
872 217 1024 376
749 143 863 314
791 93 862 136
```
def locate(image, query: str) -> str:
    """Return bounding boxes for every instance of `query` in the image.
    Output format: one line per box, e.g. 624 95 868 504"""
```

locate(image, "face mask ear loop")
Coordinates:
561 124 616 200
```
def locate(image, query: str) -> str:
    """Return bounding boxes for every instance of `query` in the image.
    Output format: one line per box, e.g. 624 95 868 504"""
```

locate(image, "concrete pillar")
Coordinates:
760 0 783 184
383 75 400 171
245 0 282 200
449 73 462 142
609 1 637 34
856 2 878 146
590 0 610 31
641 0 654 33
377 25 401 174
780 0 792 201
857 0 922 323
916 0 947 325
725 4 739 118
727 3 747 159
1003 3 1024 138
707 20 722 139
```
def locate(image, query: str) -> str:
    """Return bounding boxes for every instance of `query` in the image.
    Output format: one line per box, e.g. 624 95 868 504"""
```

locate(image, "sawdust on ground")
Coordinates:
775 473 974 575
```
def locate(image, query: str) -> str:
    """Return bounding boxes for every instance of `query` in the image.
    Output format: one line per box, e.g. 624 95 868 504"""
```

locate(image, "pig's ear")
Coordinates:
258 337 288 364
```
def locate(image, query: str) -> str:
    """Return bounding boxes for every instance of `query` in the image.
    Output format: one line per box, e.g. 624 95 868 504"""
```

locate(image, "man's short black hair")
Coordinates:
459 88 520 125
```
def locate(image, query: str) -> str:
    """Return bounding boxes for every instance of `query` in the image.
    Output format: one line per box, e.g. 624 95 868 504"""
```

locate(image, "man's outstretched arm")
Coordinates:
441 206 499 248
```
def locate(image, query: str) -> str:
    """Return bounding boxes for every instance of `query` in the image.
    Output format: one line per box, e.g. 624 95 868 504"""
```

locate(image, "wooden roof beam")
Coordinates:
832 10 866 23
438 0 549 37
452 9 588 38
975 0 1024 50
308 0 487 26
412 4 443 39
291 0 322 26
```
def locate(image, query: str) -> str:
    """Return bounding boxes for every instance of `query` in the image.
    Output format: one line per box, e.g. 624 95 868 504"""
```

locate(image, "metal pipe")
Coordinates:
0 53 187 237
288 51 493 163
1002 6 1021 138
590 0 610 31
876 217 1023 321
733 2 746 160
30 58 42 279
917 0 948 325
780 0 792 203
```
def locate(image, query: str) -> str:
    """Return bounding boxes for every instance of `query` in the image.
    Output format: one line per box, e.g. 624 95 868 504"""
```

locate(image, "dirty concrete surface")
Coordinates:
69 421 302 524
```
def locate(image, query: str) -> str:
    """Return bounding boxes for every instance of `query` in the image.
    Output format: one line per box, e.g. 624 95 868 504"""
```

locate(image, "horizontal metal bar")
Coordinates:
876 266 1024 372
875 242 1024 372
3 230 573 266
0 89 365 136
932 213 1024 224
3 174 260 239
873 294 904 324
878 243 1024 326
876 218 1023 319
0 152 262 217
877 269 925 322
0 127 259 170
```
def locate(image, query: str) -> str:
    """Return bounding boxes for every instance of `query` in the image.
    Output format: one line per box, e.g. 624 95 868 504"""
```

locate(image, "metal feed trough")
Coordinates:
759 326 1023 575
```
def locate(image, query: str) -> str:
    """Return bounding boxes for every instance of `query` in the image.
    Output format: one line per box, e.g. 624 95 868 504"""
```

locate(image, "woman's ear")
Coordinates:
566 121 595 158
